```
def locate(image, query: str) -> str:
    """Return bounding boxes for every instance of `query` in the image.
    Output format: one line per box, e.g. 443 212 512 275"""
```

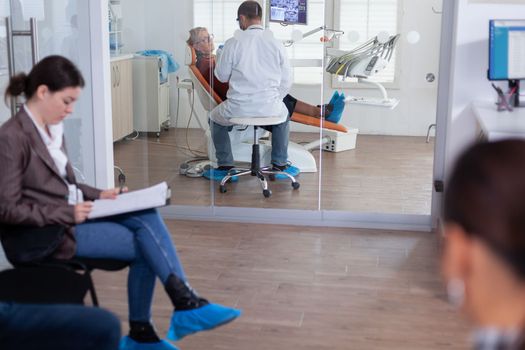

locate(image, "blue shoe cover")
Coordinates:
202 169 238 182
326 93 345 124
119 336 179 350
328 90 340 106
167 303 241 341
274 164 300 180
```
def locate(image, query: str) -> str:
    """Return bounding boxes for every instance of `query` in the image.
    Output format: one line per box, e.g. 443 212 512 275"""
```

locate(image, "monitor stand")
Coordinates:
509 79 521 107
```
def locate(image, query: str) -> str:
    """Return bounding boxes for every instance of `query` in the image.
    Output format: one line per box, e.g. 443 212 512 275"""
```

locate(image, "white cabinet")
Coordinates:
132 56 171 136
111 56 134 142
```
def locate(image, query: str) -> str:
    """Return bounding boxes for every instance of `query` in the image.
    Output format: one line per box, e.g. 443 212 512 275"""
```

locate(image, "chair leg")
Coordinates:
256 170 272 197
426 123 436 143
84 270 99 307
256 171 269 190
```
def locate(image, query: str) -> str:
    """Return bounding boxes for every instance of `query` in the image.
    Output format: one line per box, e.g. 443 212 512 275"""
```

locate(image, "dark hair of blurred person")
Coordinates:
442 139 525 350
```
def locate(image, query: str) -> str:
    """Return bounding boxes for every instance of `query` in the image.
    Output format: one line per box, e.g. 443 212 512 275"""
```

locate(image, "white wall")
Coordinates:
119 0 443 136
444 0 525 176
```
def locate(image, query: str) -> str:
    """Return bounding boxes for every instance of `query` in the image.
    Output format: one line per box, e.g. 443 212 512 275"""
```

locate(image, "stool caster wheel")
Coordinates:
219 185 227 193
263 189 272 198
269 174 276 181
292 182 300 190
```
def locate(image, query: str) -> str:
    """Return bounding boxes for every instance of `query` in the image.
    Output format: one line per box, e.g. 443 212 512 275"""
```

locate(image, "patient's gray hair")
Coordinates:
187 27 207 46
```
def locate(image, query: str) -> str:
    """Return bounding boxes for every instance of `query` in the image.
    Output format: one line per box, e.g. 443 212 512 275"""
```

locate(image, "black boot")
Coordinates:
164 274 209 311
129 321 160 343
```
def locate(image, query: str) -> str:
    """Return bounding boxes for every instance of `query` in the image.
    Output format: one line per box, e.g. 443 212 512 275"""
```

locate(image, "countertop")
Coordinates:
110 54 134 62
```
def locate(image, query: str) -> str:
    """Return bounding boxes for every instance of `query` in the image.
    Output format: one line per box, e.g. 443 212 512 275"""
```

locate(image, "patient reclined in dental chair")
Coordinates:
184 45 351 173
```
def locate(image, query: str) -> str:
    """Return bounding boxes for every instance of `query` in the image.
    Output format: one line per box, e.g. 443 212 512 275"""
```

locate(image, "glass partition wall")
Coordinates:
320 0 441 215
111 0 442 220
1 0 97 185
110 0 213 206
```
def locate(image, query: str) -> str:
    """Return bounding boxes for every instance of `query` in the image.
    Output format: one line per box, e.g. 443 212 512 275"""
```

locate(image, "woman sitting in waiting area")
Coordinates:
442 139 525 350
0 55 240 350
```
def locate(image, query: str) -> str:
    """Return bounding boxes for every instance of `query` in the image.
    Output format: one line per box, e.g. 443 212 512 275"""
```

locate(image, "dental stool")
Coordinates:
219 117 300 198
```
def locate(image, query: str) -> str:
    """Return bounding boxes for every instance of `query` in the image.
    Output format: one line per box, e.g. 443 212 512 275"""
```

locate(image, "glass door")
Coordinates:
0 0 97 185
320 0 441 216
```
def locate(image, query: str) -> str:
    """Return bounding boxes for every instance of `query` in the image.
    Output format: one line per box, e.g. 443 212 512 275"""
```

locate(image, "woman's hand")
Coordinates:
74 202 93 224
99 187 128 199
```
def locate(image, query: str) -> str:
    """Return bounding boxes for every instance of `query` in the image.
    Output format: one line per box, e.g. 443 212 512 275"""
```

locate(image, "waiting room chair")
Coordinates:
0 258 129 306
0 264 93 305
0 225 129 307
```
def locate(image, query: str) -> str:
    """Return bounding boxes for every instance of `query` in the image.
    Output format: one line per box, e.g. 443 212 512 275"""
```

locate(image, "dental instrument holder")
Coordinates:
326 34 401 108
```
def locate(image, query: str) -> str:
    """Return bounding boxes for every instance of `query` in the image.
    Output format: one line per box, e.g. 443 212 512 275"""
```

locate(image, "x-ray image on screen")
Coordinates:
269 0 307 25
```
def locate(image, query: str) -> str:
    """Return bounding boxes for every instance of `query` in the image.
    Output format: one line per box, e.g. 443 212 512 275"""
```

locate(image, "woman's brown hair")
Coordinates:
5 55 84 104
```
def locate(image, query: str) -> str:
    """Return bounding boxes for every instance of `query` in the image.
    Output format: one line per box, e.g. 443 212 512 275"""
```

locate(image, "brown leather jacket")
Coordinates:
0 108 101 259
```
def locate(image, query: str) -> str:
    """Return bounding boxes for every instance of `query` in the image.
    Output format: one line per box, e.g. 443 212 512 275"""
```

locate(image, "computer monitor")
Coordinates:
488 19 525 81
269 0 307 26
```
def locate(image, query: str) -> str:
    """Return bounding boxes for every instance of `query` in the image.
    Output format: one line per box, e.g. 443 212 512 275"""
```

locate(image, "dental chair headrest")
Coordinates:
184 45 196 66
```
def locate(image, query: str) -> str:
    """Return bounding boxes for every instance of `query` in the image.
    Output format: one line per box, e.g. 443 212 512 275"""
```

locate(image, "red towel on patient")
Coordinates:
196 54 229 102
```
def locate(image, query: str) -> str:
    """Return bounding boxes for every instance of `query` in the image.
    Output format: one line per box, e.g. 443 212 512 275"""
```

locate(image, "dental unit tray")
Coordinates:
344 79 400 109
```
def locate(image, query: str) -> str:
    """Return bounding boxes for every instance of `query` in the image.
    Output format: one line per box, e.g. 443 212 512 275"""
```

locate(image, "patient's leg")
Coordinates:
293 100 334 119
295 100 322 118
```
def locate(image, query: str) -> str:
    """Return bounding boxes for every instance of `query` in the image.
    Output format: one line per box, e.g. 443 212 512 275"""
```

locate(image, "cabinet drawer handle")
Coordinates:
117 65 121 86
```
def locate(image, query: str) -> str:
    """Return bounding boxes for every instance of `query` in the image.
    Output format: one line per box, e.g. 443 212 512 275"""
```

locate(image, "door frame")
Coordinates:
430 0 458 228
90 0 114 189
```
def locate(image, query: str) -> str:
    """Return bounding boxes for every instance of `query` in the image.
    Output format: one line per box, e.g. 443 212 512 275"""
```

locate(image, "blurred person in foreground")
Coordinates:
442 139 525 350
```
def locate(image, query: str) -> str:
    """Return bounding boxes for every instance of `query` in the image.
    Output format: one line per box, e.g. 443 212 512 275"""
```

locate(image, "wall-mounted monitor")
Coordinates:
269 0 307 26
488 19 525 80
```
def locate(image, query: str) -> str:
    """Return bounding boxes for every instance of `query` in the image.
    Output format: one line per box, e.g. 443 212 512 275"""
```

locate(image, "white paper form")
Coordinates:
88 182 168 219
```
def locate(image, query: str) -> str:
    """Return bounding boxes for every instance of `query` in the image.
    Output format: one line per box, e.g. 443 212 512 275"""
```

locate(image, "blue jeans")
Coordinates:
74 209 186 323
211 119 290 167
0 302 120 350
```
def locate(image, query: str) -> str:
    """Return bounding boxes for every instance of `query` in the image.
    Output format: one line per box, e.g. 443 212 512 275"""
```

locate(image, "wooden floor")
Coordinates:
113 129 434 214
93 220 470 350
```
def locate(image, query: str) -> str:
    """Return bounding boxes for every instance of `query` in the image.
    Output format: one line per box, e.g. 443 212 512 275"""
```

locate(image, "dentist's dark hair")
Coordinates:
5 55 84 104
237 1 262 20
444 139 525 279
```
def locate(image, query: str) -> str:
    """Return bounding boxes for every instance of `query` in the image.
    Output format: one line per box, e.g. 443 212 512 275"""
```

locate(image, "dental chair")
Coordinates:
183 46 350 174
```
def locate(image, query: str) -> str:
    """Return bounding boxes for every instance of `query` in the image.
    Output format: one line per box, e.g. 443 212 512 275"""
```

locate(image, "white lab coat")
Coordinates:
211 25 292 126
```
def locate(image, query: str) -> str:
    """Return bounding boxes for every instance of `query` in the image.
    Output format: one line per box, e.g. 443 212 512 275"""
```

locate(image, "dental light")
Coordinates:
326 33 401 109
